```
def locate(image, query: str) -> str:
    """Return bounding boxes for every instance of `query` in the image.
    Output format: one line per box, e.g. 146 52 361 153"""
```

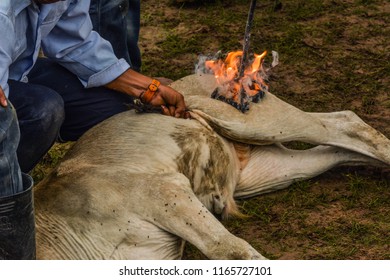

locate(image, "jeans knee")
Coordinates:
34 93 65 133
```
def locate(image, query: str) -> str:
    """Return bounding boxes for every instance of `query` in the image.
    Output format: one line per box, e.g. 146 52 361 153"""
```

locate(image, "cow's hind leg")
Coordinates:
192 98 390 165
173 74 390 164
308 111 390 165
235 144 384 199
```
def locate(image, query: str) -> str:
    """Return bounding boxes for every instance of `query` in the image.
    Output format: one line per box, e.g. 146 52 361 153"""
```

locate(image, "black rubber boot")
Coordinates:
0 173 35 259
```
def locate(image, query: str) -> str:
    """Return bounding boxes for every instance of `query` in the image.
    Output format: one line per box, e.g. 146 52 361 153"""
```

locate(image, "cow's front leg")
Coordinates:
132 172 267 260
235 144 385 199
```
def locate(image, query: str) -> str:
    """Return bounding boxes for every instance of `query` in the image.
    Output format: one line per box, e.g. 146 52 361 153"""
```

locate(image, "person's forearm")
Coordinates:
105 68 152 98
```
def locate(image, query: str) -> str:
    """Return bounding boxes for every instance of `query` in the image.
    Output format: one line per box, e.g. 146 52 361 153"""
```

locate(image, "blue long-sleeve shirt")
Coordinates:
0 0 130 98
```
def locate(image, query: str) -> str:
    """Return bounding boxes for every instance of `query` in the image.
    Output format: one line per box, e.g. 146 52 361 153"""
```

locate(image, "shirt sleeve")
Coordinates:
41 0 130 88
0 11 15 97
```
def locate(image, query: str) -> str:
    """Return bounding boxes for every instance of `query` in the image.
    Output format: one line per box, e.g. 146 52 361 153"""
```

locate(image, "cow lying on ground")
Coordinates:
34 74 390 259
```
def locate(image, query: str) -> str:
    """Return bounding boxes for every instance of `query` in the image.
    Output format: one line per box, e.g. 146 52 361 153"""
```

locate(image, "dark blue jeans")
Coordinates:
0 103 23 197
89 0 141 72
126 0 141 71
8 58 134 173
8 80 65 173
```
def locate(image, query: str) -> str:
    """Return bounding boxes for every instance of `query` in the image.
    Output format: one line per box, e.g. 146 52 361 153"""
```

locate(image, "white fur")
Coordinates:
34 74 390 260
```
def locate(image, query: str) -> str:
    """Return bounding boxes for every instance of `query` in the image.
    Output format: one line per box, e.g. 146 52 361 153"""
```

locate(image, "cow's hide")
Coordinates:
34 74 390 260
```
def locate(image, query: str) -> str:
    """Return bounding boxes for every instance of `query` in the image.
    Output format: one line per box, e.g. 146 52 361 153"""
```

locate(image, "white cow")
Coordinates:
34 74 390 259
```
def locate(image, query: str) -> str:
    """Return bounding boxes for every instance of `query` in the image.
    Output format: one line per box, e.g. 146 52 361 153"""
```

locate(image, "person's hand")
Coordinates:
106 69 190 119
147 84 189 118
0 86 7 107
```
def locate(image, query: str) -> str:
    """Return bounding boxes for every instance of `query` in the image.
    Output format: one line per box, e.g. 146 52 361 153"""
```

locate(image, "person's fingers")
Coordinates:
179 109 191 119
171 92 187 118
174 107 185 118
161 105 170 116
0 87 7 107
169 105 176 117
151 86 189 118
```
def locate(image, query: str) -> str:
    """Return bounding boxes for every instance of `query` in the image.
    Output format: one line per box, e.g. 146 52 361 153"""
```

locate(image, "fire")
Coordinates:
202 50 269 110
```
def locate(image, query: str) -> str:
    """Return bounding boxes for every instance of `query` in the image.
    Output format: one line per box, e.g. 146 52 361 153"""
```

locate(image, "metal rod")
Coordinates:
238 0 257 79
238 0 257 109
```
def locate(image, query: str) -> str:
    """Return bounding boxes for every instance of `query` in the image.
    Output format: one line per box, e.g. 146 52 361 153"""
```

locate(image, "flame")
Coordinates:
204 50 268 102
250 51 267 73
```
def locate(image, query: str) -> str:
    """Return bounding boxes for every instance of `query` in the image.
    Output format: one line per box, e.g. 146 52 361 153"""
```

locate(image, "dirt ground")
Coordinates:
137 0 389 260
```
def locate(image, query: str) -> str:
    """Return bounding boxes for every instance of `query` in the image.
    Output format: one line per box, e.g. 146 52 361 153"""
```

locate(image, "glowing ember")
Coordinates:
197 50 274 112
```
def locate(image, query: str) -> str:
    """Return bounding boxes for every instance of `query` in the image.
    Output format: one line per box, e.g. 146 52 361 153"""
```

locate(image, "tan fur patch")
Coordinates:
172 125 237 216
